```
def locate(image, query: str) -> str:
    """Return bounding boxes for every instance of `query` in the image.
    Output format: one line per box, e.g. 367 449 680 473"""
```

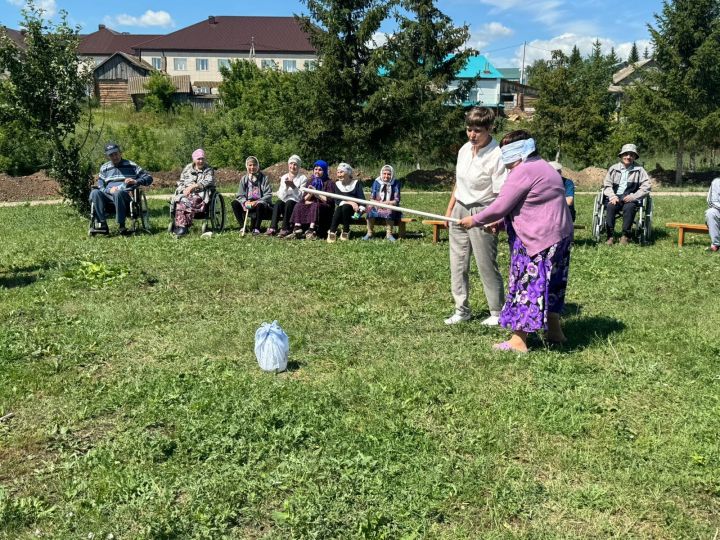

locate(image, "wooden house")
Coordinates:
93 52 155 105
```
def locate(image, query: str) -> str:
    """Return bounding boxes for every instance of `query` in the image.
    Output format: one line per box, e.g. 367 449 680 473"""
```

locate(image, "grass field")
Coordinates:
0 194 718 539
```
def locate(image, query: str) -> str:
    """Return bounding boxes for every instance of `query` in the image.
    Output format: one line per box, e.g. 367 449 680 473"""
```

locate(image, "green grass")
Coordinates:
1 194 718 538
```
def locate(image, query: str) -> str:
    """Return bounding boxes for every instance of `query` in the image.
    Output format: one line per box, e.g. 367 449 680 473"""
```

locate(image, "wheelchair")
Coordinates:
591 188 653 245
168 186 226 235
88 186 150 236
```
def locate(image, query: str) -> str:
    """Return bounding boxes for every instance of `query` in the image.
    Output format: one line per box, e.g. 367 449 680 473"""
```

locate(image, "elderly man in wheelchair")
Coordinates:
89 142 153 236
599 143 652 245
168 148 225 237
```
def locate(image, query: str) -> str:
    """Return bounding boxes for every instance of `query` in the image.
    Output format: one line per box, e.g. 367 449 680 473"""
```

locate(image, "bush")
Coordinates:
0 120 50 175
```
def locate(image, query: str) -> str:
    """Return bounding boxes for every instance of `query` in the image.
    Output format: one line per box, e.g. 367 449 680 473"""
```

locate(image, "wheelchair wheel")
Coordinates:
137 191 150 233
591 190 605 242
207 192 226 233
638 197 653 245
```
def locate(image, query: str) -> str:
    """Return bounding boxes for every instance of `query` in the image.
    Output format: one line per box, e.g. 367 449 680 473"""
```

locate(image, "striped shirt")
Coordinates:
97 159 153 192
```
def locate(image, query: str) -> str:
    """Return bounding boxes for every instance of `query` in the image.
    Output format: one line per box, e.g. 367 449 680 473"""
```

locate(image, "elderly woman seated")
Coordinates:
171 149 215 237
706 177 720 252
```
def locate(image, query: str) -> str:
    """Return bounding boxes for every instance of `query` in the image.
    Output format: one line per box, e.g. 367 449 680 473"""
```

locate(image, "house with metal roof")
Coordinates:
133 16 317 83
449 54 538 111
78 25 160 66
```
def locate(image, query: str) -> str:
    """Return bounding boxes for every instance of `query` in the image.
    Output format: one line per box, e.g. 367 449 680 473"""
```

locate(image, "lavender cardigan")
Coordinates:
471 157 574 256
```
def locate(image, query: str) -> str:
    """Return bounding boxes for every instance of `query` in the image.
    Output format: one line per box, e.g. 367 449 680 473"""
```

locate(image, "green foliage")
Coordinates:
529 47 617 166
297 0 392 161
369 0 473 165
628 42 640 63
0 195 719 537
0 119 49 175
142 72 176 113
621 0 720 182
0 1 93 212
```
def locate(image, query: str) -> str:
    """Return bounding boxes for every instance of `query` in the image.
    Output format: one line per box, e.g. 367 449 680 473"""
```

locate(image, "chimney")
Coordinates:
208 16 216 25
98 24 106 30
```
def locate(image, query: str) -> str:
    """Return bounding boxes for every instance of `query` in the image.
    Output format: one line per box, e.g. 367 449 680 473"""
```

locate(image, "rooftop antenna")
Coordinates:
249 36 256 60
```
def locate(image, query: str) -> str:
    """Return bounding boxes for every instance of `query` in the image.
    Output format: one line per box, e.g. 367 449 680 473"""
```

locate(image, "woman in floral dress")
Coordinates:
459 130 573 353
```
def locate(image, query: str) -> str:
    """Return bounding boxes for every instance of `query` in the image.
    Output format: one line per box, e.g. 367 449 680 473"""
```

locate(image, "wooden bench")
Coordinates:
422 220 448 244
351 217 414 239
666 222 709 247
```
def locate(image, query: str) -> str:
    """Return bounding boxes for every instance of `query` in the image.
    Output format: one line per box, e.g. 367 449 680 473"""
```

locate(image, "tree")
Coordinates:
0 2 93 211
297 0 392 161
628 42 640 63
643 46 650 59
368 0 474 165
624 0 720 183
143 72 176 112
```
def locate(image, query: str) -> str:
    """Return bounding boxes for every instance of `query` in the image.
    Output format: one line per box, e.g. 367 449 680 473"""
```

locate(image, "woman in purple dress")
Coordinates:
459 130 574 353
287 160 333 240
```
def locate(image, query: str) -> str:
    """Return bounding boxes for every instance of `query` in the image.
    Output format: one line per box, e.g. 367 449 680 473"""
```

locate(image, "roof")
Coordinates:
498 67 521 80
612 58 655 85
78 26 160 56
134 16 315 53
1 27 26 49
456 54 504 79
127 74 192 95
94 51 155 73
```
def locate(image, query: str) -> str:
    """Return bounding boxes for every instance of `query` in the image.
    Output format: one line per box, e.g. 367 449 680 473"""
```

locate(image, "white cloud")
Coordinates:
476 0 565 26
468 22 512 52
509 34 654 67
369 31 388 48
7 0 57 17
104 10 175 28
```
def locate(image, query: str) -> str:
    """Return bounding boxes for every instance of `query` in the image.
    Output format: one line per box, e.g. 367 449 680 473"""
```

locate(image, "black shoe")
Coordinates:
174 226 189 237
89 222 109 235
118 226 133 236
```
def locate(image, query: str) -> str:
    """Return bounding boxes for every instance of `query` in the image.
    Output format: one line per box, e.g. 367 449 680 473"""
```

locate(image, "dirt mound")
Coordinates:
404 168 455 188
0 171 59 202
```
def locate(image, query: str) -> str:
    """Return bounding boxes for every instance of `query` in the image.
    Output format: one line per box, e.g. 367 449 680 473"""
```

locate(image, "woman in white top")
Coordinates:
444 106 507 326
269 155 307 237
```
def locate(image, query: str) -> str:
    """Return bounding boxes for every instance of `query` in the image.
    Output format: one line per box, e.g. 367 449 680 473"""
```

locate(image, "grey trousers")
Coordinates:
449 202 505 316
706 207 720 246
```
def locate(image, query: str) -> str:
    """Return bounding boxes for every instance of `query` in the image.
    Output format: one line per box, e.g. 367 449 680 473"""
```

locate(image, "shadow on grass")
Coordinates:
0 263 51 289
561 315 626 351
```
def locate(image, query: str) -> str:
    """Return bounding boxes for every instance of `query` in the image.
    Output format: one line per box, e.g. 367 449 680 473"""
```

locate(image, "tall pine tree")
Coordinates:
628 42 640 63
297 0 391 161
369 0 474 165
623 0 720 183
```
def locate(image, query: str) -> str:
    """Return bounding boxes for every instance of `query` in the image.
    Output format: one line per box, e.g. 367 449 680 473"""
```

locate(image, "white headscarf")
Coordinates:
500 138 536 165
378 164 395 185
288 155 302 166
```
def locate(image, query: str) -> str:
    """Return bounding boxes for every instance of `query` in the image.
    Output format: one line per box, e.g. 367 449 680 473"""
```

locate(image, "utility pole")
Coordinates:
249 36 256 62
518 41 527 110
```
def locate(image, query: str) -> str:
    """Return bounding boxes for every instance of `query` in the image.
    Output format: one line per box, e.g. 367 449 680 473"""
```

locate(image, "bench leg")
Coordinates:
433 225 440 244
398 221 406 239
678 227 685 248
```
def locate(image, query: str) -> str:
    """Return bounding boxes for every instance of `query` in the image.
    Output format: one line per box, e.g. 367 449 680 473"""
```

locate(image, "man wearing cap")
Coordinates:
89 142 153 235
602 144 651 245
549 161 576 222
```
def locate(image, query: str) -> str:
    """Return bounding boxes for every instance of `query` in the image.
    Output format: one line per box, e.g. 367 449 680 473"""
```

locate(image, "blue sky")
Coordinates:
1 0 659 67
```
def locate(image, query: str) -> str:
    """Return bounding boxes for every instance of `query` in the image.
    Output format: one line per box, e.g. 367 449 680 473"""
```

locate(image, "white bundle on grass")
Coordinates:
254 321 289 373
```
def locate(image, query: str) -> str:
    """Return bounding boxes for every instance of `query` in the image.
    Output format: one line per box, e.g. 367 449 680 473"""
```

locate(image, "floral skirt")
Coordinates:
499 224 572 333
174 195 206 227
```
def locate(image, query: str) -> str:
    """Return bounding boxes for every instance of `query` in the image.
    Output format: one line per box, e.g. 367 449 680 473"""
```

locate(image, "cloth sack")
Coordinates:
254 321 289 372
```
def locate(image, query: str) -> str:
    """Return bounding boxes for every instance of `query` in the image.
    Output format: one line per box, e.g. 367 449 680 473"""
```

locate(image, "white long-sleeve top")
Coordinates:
708 177 720 211
276 173 308 202
454 139 507 206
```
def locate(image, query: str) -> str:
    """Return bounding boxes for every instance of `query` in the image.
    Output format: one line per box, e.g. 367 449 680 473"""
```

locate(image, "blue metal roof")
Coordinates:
455 54 504 79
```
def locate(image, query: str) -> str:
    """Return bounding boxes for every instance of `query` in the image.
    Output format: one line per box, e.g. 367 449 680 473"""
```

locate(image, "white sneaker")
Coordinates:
480 315 500 326
444 311 471 325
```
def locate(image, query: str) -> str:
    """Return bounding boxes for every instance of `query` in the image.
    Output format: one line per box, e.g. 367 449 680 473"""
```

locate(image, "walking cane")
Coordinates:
240 203 251 237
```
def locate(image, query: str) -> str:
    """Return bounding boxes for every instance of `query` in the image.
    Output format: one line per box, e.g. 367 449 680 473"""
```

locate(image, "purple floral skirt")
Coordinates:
498 223 572 333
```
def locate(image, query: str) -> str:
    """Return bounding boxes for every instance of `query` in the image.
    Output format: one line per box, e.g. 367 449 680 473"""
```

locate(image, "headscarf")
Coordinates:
192 148 205 160
288 155 302 166
313 159 329 181
375 164 396 202
337 162 353 177
500 138 536 165
245 155 259 167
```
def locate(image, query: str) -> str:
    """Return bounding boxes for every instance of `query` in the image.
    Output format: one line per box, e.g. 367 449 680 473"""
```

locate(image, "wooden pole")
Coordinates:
300 187 460 224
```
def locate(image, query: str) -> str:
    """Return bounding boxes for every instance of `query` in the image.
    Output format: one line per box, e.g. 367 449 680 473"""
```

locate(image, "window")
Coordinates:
260 59 277 70
283 60 297 73
304 60 318 71
173 58 187 71
218 58 231 70
196 58 209 71
151 57 162 70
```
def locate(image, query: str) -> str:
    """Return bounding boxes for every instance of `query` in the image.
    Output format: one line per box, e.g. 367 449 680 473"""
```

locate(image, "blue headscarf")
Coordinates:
313 160 329 181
